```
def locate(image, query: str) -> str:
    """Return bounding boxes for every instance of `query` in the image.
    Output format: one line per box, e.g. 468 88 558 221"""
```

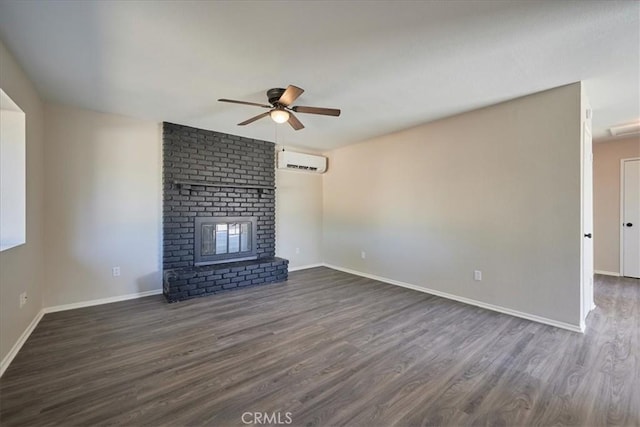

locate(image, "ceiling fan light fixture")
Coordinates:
219 85 340 131
270 109 290 124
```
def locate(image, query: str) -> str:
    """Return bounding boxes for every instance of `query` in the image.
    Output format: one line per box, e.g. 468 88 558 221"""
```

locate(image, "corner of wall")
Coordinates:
0 38 46 375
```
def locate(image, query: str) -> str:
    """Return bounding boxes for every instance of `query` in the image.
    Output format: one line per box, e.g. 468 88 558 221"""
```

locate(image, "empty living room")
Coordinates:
1 1 639 426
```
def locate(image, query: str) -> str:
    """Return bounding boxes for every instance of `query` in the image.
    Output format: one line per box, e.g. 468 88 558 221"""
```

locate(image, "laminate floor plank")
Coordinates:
326 306 513 426
1 268 638 426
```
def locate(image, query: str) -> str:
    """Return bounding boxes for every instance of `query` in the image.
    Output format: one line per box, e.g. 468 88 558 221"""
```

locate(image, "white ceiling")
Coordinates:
0 1 638 150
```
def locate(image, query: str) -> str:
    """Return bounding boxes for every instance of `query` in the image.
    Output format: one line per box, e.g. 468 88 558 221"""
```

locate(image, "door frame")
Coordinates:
581 120 595 325
620 157 640 277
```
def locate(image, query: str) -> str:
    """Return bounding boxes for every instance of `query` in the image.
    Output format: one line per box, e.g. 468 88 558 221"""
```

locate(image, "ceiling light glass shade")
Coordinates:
270 109 290 124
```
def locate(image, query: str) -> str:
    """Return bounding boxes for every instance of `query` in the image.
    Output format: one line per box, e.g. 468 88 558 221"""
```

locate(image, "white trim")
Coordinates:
0 309 45 377
581 121 594 322
288 263 324 272
2 263 586 377
595 270 620 277
1 289 164 377
323 264 584 334
620 159 624 276
43 289 163 314
620 157 640 278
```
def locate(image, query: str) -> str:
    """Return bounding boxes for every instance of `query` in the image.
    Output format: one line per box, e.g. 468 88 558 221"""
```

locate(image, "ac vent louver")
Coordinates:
278 151 327 174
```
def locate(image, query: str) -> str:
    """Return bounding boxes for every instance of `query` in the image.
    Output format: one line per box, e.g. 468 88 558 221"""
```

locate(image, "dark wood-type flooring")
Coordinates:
0 267 638 426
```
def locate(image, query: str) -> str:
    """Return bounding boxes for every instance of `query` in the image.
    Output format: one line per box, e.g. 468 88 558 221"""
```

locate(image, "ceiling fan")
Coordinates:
218 85 340 131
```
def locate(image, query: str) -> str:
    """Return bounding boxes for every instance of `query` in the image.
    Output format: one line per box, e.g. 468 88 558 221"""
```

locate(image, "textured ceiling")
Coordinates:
0 0 638 149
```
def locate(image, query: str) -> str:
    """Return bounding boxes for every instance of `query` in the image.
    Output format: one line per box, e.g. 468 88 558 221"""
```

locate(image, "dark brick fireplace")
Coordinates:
162 122 288 302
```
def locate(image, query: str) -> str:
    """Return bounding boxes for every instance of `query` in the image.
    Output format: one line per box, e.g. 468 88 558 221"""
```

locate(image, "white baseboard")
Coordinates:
323 264 583 334
595 270 620 277
1 288 164 377
288 263 324 272
44 289 163 314
2 263 586 377
0 309 45 378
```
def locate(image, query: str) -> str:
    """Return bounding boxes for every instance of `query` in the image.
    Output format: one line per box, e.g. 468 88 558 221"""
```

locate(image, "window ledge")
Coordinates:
0 241 25 252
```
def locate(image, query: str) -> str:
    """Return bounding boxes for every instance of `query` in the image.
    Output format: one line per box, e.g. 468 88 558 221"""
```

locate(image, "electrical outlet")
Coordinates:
19 292 27 308
361 251 366 259
112 266 121 277
474 270 482 281
295 247 300 254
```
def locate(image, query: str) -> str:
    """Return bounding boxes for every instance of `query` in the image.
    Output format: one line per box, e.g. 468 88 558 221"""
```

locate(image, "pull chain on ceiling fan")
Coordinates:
218 85 341 131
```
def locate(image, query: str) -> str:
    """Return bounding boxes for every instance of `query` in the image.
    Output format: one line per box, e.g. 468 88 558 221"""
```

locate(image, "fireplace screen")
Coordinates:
194 217 257 265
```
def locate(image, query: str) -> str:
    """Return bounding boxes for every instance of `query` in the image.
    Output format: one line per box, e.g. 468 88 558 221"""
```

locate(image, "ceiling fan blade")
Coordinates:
287 112 305 131
278 85 304 107
218 99 271 108
238 111 271 126
291 106 341 117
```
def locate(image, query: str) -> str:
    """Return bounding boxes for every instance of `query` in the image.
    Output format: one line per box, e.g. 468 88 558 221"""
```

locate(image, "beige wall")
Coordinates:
0 40 45 366
44 104 162 307
275 149 323 269
593 136 640 274
323 83 583 328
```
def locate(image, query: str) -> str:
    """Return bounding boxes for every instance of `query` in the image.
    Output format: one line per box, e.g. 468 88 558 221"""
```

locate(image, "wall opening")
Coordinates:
0 88 26 251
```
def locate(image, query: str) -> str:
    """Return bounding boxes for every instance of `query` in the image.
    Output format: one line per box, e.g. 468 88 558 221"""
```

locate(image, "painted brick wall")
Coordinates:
162 122 276 270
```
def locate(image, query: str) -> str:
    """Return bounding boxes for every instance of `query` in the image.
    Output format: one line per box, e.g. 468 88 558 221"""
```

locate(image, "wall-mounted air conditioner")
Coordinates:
277 150 327 173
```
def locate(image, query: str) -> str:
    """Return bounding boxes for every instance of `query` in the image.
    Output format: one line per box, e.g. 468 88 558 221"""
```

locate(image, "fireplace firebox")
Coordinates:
194 216 257 266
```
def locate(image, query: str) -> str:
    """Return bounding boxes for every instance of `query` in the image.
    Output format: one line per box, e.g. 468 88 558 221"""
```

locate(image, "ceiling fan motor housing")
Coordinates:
267 88 286 106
